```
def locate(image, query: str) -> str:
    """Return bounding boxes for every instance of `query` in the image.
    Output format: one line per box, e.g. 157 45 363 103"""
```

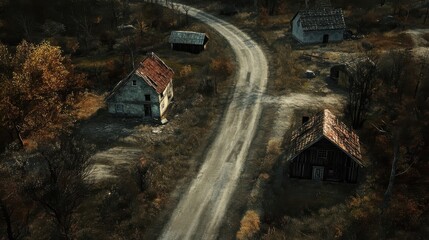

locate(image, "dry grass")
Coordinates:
73 92 106 120
365 32 414 50
236 210 261 240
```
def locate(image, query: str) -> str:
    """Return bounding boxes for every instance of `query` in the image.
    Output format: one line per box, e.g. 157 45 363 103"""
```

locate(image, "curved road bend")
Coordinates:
156 2 268 239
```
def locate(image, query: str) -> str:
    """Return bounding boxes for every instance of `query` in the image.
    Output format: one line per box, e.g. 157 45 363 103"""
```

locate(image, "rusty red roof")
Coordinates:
107 53 174 99
288 109 363 165
136 52 174 94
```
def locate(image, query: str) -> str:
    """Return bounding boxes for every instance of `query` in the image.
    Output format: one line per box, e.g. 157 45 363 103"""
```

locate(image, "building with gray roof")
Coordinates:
291 8 346 44
169 31 209 53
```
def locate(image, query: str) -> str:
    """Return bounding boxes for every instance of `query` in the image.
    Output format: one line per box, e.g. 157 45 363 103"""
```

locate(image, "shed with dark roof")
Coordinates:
106 52 174 120
169 31 209 53
286 109 362 183
291 8 346 44
330 58 376 88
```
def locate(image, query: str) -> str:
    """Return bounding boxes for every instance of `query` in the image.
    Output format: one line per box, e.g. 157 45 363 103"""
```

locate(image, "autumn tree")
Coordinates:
0 41 86 147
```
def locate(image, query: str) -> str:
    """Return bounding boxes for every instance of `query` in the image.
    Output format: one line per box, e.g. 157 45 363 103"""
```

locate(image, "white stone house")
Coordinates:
106 52 174 121
291 8 346 44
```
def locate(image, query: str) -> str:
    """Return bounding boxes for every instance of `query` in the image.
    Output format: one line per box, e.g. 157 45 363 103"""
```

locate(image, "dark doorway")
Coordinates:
323 34 329 43
144 104 152 117
302 116 310 124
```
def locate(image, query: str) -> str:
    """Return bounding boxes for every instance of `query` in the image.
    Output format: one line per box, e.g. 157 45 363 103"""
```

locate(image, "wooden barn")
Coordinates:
169 31 209 53
291 8 346 44
287 109 362 183
106 52 174 121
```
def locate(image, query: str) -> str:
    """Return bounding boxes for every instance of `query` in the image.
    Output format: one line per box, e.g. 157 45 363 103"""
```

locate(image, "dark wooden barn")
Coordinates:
287 109 363 183
169 31 209 54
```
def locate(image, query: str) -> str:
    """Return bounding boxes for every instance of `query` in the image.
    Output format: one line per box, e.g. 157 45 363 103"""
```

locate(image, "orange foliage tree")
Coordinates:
0 41 86 147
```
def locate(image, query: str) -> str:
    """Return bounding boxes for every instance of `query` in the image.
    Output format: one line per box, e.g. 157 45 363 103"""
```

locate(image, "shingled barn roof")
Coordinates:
169 31 208 45
293 8 346 31
107 52 174 99
288 109 362 165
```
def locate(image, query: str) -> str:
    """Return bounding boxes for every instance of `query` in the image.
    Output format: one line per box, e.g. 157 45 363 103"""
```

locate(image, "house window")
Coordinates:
132 80 137 86
145 94 151 101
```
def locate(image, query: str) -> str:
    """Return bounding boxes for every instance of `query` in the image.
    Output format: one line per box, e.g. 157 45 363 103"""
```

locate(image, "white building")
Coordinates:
106 53 174 121
291 8 346 44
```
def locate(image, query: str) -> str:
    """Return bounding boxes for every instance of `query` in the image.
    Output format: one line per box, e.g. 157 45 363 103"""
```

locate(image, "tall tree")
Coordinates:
24 136 92 240
347 57 378 129
0 41 86 147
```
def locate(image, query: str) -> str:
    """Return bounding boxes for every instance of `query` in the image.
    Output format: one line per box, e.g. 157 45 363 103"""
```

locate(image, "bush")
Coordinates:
237 210 261 240
210 57 234 80
266 138 281 155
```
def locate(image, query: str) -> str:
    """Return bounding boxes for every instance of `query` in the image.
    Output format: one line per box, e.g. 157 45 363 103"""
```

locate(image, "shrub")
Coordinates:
266 138 281 155
237 210 261 240
210 57 234 80
180 65 192 77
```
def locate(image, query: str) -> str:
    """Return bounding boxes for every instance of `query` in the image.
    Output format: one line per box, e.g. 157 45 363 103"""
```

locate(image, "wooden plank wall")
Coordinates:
289 139 359 183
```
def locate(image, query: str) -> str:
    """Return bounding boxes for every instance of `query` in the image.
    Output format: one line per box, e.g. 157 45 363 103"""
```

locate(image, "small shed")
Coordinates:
106 52 174 121
169 31 209 53
291 8 346 44
287 109 362 183
330 58 376 88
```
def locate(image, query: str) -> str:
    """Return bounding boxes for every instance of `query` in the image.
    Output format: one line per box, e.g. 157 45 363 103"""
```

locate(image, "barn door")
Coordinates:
312 166 324 180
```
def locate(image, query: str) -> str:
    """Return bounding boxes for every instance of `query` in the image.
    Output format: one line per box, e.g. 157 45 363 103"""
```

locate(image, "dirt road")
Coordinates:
157 3 268 240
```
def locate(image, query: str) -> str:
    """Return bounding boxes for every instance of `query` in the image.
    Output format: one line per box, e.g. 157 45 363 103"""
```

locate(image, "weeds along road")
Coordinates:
154 2 268 240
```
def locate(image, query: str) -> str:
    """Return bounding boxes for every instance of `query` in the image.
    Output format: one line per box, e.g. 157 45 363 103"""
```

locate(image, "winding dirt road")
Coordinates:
157 2 268 240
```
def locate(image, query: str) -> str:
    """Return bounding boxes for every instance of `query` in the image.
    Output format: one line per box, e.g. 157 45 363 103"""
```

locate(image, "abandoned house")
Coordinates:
287 109 362 183
291 8 346 44
106 52 174 120
169 30 209 53
330 58 376 88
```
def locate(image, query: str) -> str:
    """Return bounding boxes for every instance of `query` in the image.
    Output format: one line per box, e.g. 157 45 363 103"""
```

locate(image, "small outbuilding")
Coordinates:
330 58 376 88
106 52 174 121
169 31 209 53
287 109 362 183
291 8 346 44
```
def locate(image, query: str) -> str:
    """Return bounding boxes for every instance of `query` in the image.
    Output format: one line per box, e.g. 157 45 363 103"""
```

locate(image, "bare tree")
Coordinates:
23 136 92 240
347 57 378 129
182 5 190 25
0 152 32 240
383 49 411 90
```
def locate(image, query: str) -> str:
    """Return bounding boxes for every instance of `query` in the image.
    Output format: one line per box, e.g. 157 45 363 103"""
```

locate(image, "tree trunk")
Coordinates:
0 201 16 240
13 125 24 148
424 7 429 24
382 139 400 211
